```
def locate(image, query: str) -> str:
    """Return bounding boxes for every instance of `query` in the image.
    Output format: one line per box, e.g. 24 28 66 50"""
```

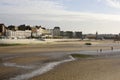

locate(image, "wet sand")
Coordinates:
0 66 26 80
5 56 50 64
0 40 120 80
31 57 120 80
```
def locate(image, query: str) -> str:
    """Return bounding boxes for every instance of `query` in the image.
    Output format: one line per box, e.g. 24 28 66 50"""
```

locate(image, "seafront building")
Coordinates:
1 23 120 40
32 27 51 38
64 31 73 38
53 27 61 37
74 32 83 39
0 23 83 39
6 30 31 39
85 33 117 40
60 31 82 39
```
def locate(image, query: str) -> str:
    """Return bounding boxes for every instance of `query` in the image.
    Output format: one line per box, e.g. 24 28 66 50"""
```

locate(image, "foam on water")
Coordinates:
9 55 75 80
3 63 34 69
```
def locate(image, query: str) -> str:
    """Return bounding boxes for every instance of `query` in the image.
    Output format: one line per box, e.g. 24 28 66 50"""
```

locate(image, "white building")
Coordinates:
36 28 48 36
6 30 31 39
32 27 51 38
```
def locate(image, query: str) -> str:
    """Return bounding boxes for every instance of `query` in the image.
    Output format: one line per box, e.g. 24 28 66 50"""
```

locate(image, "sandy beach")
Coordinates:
31 58 120 80
0 40 119 54
0 40 120 80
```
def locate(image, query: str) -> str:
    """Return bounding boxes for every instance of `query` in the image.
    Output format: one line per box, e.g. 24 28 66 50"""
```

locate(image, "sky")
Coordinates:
1 0 120 34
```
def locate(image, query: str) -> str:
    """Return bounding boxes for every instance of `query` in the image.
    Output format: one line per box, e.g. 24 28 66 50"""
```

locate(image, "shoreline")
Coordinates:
9 55 75 80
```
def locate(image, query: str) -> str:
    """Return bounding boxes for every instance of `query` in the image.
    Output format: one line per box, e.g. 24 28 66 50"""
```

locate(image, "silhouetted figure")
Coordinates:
111 47 113 51
100 49 102 52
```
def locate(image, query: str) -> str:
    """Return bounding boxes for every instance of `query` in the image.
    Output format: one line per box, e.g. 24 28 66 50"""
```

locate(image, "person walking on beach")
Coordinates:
111 46 113 51
100 49 102 52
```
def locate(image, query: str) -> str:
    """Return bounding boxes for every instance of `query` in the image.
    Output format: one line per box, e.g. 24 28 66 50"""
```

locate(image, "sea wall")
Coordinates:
0 39 81 44
0 39 44 44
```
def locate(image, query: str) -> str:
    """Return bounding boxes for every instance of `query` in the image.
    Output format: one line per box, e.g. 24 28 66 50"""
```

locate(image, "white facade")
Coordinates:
36 28 43 37
37 28 50 36
6 30 31 39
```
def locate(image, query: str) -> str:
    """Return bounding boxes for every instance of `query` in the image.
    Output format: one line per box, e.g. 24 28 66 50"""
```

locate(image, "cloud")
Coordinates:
1 0 120 21
106 0 120 8
0 0 65 14
1 0 120 22
99 0 120 9
1 0 120 33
